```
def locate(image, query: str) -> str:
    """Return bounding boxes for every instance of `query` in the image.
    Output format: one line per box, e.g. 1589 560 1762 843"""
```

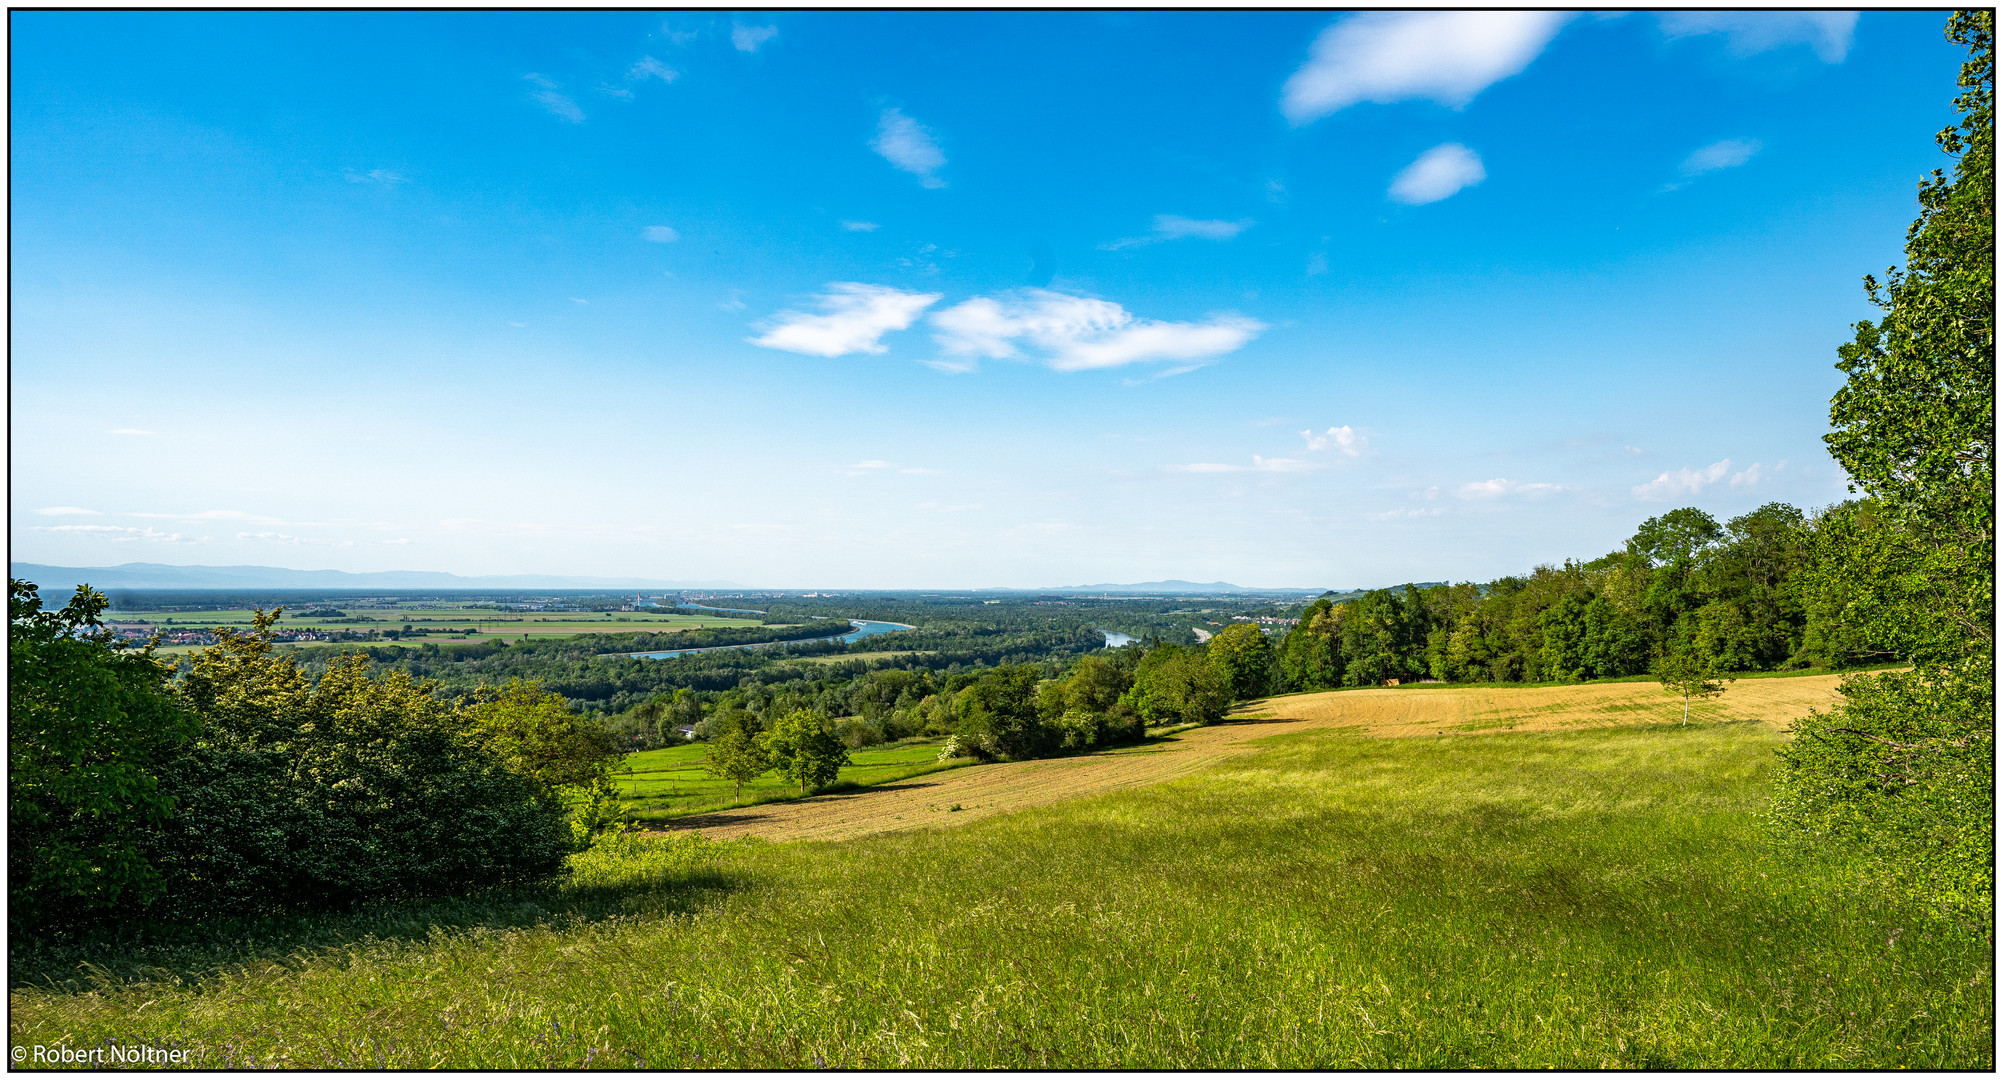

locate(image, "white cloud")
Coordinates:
630 56 679 83
840 220 880 232
1301 425 1367 456
237 531 358 547
1458 478 1564 499
1729 462 1766 489
35 524 196 543
108 428 154 436
1389 143 1486 205
731 23 778 53
525 74 584 123
1282 11 1572 124
643 225 681 243
931 289 1265 373
749 283 942 357
1102 214 1255 251
1170 455 1314 475
872 108 946 188
1632 458 1733 500
1680 137 1763 176
1658 11 1857 63
851 460 890 469
35 506 101 516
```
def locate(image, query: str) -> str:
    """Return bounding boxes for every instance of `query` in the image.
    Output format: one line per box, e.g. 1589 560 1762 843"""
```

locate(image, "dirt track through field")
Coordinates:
652 674 1851 845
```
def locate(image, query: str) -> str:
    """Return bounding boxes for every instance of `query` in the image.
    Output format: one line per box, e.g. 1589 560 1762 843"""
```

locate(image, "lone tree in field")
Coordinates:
703 720 772 803
1657 648 1733 724
760 709 850 795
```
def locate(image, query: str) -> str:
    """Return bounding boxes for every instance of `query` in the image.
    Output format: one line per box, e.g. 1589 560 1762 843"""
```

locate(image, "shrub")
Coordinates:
1120 645 1231 728
9 580 197 932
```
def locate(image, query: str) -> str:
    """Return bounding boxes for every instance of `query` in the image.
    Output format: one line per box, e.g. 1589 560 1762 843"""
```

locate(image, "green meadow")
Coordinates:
10 718 1989 1069
616 738 959 820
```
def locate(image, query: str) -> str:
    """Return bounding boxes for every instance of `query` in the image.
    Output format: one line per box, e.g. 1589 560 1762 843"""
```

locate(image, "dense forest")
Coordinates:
1273 500 1880 692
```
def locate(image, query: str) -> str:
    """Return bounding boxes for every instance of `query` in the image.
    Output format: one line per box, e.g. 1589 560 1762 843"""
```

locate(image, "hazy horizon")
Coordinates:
11 11 1961 587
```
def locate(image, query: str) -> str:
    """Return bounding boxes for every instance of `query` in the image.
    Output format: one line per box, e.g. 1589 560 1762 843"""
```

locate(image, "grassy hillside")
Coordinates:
617 738 960 821
10 712 1989 1068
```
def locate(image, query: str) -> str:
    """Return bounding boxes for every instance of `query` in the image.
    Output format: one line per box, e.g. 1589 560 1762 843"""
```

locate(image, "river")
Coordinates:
1098 629 1138 648
625 619 916 661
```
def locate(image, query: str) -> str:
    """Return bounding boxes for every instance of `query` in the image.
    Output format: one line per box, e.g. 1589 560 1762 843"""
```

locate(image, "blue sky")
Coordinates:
9 10 1967 588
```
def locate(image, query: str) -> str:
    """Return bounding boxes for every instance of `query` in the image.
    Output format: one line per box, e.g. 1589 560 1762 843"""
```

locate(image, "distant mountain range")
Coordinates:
9 562 742 592
1041 580 1324 595
1318 581 1449 601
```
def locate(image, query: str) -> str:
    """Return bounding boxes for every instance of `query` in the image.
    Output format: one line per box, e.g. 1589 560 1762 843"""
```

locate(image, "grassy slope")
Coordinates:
618 739 957 820
10 721 1991 1068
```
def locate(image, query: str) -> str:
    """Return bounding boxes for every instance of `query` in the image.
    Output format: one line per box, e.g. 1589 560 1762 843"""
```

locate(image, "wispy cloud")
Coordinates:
1458 478 1564 499
931 289 1264 374
872 108 946 188
1101 214 1255 251
1282 11 1572 124
1681 137 1763 177
1658 11 1857 63
237 531 356 547
749 283 942 357
732 23 778 53
1632 458 1749 500
108 428 154 436
1301 426 1368 456
629 56 679 83
525 74 584 123
344 168 407 185
35 506 101 516
1365 507 1446 521
1390 143 1486 205
840 220 880 232
642 225 681 243
1170 455 1314 475
35 524 199 543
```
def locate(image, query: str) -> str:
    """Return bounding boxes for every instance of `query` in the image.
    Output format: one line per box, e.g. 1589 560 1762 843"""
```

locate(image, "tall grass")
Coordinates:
10 721 1990 1068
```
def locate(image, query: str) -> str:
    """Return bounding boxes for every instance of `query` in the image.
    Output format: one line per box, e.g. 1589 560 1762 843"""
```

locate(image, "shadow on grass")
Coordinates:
9 862 743 994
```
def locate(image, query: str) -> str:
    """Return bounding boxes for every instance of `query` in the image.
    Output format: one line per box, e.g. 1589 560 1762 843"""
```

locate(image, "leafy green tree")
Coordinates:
1207 622 1275 701
704 714 772 801
1656 648 1734 725
1277 598 1344 691
1772 10 1994 915
464 678 624 801
10 580 198 930
1120 644 1231 727
760 709 850 795
955 665 1051 760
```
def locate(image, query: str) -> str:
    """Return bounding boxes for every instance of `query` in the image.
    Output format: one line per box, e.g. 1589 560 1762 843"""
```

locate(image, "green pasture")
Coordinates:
617 738 957 820
10 721 1990 1068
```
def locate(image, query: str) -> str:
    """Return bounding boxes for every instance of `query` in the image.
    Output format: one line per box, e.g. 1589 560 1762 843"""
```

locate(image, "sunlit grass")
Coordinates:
617 738 958 820
10 721 1989 1068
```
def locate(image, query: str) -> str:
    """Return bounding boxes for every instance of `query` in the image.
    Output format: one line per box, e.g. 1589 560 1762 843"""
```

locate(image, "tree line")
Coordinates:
1268 500 1880 695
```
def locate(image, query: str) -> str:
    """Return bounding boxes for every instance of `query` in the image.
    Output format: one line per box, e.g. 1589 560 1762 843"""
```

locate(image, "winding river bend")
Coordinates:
624 619 916 661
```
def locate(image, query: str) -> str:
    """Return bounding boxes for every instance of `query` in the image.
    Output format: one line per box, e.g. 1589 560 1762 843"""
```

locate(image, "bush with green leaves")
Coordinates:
1120 644 1231 728
9 580 197 932
144 615 578 919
